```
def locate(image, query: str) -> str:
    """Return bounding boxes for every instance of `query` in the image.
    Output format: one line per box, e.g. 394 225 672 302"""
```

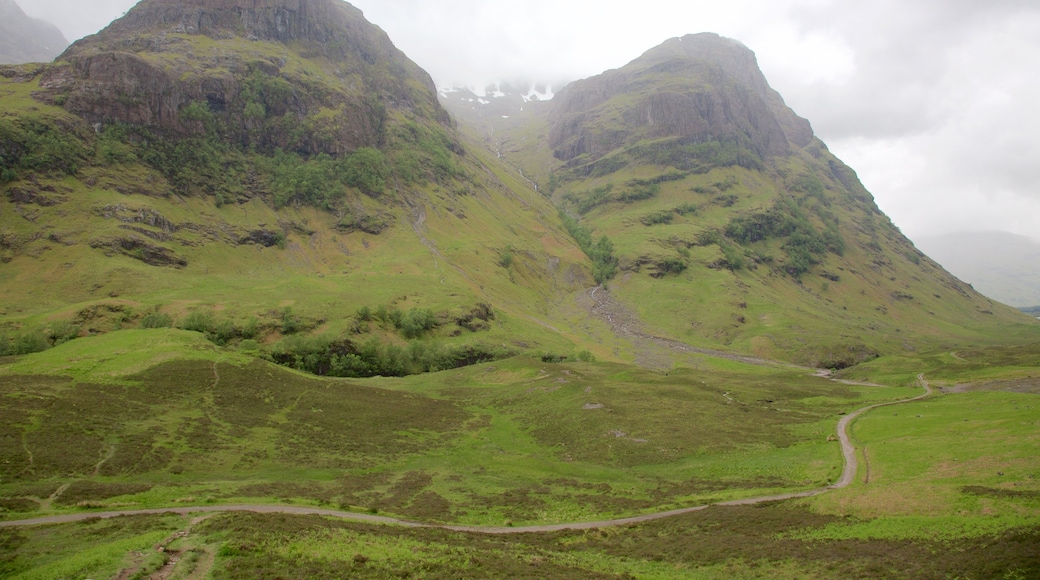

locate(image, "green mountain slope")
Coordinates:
2 9 1039 577
0 0 593 367
468 33 1037 368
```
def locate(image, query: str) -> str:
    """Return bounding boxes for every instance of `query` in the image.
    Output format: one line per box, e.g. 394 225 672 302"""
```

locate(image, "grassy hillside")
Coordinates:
2 9 1039 578
464 35 1040 367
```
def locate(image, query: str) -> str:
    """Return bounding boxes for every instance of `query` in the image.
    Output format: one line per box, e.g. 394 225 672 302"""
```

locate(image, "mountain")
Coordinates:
460 33 1036 367
0 0 589 368
3 10 1040 576
914 231 1040 308
1 6 1036 371
0 0 68 64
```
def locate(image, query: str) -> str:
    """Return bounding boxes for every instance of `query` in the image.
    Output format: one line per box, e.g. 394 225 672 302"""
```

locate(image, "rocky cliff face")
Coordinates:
0 0 68 64
36 0 448 154
548 33 813 167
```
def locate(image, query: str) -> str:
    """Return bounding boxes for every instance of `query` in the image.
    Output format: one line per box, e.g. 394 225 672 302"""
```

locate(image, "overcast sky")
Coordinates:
22 0 1040 242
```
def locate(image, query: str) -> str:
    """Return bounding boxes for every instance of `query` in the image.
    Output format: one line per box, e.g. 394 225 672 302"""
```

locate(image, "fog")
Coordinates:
22 0 1040 241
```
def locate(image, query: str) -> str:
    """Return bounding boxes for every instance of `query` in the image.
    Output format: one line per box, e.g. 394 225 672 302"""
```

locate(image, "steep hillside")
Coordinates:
477 33 1037 367
0 0 592 369
915 231 1040 308
0 0 68 64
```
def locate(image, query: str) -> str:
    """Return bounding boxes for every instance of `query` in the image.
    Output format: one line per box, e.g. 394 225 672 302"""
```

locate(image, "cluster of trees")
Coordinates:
265 335 509 378
724 198 844 276
260 147 389 208
0 320 80 356
633 138 763 173
0 116 91 182
355 305 437 339
561 212 618 284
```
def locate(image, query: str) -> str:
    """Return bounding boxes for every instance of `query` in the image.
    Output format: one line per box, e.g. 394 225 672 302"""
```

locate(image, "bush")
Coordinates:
14 332 49 355
281 307 303 335
641 211 674 226
342 147 389 195
265 335 508 378
181 311 214 334
498 246 514 268
140 311 174 329
398 308 436 339
48 320 80 345
561 212 618 284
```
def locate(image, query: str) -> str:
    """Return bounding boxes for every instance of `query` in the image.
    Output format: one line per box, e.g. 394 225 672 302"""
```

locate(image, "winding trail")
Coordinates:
0 376 933 534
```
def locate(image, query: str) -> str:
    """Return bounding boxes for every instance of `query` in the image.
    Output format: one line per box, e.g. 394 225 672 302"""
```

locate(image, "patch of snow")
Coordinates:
521 84 556 103
478 98 490 105
501 115 510 119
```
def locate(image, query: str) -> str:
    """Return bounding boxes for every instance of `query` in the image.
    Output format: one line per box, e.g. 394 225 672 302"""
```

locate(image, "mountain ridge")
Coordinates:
447 31 1036 367
1 2 1036 372
0 0 69 65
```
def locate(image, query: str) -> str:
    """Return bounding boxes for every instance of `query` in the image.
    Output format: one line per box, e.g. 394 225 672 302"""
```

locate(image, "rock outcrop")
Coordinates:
36 0 449 154
548 33 813 166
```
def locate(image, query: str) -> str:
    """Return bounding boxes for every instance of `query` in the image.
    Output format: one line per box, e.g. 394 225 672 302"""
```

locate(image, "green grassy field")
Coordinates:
0 330 919 527
2 333 1038 577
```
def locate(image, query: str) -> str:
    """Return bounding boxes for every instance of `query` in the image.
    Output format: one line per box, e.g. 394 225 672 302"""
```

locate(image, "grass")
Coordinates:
810 389 1040 520
7 506 1034 579
0 333 923 527
3 23 1040 577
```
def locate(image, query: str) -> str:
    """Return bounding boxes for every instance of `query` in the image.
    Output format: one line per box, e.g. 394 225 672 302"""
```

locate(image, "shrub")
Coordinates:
399 308 437 339
674 203 698 216
240 317 260 339
14 332 49 355
281 307 303 335
140 312 174 329
641 211 674 226
498 246 514 268
561 212 618 284
181 311 214 334
342 147 389 195
48 320 80 345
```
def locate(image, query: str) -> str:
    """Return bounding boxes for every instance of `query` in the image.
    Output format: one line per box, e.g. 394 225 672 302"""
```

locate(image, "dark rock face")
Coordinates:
0 0 68 64
37 0 448 155
90 236 188 268
548 33 814 166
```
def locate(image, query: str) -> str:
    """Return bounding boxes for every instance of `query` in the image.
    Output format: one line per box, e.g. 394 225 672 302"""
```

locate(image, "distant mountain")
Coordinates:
914 231 1040 308
0 0 68 64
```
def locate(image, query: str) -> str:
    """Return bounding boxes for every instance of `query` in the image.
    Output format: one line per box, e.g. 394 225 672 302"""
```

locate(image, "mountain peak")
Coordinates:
547 32 813 168
40 0 448 153
73 0 399 62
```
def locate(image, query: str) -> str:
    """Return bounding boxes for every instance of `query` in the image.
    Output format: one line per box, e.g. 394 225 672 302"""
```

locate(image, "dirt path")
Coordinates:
832 374 932 489
582 285 811 371
0 377 932 535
